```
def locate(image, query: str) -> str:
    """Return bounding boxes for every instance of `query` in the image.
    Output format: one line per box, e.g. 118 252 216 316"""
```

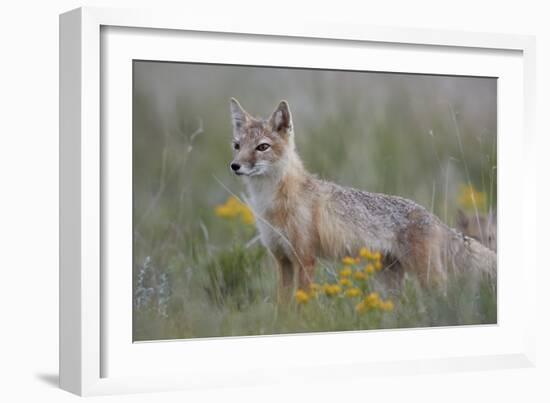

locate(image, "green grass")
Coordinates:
132 62 497 341
133 229 496 341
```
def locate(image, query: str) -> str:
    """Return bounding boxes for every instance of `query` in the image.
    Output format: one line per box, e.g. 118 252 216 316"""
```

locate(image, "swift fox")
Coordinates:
229 98 497 291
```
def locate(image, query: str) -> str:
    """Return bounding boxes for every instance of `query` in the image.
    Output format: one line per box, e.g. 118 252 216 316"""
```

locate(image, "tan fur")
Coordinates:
229 98 497 294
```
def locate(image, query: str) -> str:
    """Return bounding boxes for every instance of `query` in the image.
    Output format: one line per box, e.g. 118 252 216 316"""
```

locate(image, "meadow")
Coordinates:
132 62 497 341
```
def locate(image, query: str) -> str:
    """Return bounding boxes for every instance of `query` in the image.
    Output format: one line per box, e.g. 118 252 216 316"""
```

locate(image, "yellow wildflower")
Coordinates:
374 261 383 271
339 278 352 287
214 205 233 218
295 289 310 304
379 300 394 312
345 287 362 298
340 266 352 277
373 251 382 261
359 247 372 259
365 264 375 274
324 284 342 297
342 256 357 266
458 184 487 212
240 208 255 225
353 271 367 281
214 196 255 225
365 292 381 308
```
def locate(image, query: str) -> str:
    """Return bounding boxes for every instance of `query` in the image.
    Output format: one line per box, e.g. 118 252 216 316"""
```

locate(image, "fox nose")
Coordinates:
230 162 241 172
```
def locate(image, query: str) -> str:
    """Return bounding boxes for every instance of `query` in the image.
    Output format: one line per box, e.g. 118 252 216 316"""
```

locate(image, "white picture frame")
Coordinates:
59 6 537 396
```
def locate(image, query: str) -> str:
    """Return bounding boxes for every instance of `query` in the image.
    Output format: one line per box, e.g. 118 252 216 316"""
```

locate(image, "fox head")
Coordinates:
229 98 295 178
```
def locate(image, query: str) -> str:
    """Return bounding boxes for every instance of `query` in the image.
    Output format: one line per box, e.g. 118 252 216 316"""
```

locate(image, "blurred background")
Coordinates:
133 61 497 340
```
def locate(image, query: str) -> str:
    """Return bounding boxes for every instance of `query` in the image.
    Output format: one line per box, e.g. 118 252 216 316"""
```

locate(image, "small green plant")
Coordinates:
203 245 266 309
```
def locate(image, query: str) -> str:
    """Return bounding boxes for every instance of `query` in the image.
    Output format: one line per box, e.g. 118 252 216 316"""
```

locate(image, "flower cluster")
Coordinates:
294 247 394 313
295 289 310 304
214 196 255 225
458 184 487 212
355 292 394 313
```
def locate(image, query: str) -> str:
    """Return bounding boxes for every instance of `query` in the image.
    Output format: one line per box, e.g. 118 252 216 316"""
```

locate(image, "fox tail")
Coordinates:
447 230 497 280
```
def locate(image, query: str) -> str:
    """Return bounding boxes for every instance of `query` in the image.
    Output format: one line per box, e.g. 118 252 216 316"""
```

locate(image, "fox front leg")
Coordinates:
276 254 295 289
274 254 296 303
297 256 316 290
273 250 315 301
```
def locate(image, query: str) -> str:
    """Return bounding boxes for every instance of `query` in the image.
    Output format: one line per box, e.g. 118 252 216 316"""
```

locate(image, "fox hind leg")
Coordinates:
398 220 447 289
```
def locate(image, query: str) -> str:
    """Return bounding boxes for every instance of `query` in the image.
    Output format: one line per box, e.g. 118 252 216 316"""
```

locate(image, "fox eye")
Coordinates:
233 143 240 150
256 143 270 152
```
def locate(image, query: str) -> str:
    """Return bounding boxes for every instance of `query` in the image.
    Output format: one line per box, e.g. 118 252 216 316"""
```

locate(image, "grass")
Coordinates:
134 231 496 341
132 62 497 341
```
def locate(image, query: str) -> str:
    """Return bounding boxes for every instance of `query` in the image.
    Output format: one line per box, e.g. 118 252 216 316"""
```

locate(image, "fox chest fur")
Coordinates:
246 175 318 262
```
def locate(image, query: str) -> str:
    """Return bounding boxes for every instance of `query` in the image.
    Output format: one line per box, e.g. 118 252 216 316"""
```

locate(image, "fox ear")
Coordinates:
456 209 469 230
230 98 248 130
270 100 293 134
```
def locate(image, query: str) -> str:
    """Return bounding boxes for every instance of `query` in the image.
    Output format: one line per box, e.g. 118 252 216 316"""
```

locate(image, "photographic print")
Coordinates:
133 61 497 341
